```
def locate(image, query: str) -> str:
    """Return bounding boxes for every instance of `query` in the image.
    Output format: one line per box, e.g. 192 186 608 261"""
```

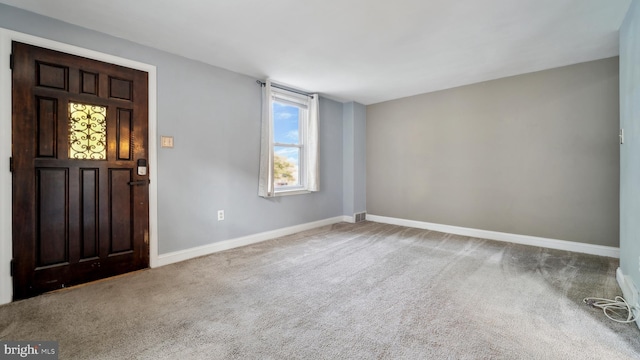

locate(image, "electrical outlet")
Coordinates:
217 210 224 221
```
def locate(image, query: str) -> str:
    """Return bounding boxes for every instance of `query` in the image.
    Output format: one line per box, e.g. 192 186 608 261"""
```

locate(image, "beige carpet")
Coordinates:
1 221 639 359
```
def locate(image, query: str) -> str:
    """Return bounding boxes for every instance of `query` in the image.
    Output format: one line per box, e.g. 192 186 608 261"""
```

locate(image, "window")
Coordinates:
259 81 319 197
273 91 306 190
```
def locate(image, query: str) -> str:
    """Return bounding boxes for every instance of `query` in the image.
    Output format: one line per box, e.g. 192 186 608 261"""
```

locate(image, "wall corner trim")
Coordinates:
154 216 351 267
366 214 620 258
616 267 640 330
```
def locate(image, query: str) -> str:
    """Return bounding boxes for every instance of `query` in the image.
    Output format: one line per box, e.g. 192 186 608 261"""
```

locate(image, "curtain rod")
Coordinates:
256 80 314 98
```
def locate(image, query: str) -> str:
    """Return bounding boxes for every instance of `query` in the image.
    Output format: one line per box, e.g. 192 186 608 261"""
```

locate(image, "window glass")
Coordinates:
274 146 300 187
273 102 300 145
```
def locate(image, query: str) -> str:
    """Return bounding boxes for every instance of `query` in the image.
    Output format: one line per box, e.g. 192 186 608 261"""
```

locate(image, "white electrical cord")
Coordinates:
583 296 638 323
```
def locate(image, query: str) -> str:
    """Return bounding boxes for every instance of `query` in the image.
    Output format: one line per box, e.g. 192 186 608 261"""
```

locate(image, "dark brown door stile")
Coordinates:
11 42 149 300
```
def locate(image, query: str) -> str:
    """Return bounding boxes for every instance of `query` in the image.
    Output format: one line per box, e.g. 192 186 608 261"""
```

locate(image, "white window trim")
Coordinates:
272 89 308 192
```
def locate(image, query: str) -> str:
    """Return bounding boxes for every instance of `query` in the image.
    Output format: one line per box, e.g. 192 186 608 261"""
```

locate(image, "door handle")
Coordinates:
128 180 150 186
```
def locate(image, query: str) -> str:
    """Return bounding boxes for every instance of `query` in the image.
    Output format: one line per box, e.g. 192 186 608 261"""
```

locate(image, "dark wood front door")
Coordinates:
11 42 149 300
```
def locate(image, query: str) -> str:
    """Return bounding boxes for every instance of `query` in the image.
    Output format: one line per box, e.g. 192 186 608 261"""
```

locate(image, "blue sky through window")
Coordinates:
273 102 300 164
273 102 300 144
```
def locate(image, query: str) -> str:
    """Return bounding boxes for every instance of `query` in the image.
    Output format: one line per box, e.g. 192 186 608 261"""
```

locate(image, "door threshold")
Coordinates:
49 269 148 295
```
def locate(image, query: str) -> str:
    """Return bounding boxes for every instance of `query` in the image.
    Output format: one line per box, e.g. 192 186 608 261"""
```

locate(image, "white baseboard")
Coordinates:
155 216 350 267
342 215 356 223
366 214 620 258
616 267 640 330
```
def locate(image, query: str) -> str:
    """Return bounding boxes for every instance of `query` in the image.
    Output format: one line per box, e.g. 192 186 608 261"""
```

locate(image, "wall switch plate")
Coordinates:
217 210 224 221
161 136 174 148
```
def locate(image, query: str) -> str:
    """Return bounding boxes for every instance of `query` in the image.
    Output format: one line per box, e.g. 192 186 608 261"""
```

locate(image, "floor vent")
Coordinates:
355 212 367 223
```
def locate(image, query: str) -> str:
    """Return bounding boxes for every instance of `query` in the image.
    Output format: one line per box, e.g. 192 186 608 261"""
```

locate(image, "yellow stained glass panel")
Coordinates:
68 102 107 160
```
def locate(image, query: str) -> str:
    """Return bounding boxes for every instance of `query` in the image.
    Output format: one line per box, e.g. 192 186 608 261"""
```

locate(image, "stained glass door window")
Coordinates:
68 102 107 160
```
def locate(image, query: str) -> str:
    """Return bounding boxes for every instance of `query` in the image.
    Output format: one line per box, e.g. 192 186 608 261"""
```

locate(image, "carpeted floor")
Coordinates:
1 221 639 359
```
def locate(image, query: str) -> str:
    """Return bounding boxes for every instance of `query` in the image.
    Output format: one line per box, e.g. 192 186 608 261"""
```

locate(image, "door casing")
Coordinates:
0 28 159 305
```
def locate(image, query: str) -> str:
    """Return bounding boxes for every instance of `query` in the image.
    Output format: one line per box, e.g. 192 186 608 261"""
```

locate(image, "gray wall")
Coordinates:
620 1 640 286
343 102 366 216
367 58 620 247
0 4 345 254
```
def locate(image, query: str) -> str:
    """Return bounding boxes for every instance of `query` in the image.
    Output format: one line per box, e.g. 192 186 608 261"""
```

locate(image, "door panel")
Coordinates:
80 168 99 260
117 108 132 160
109 169 133 254
37 62 68 90
12 41 149 299
36 168 68 267
36 97 58 158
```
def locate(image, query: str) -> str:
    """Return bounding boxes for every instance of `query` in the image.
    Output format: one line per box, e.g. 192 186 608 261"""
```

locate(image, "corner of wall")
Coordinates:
343 102 355 216
353 102 366 214
342 101 367 217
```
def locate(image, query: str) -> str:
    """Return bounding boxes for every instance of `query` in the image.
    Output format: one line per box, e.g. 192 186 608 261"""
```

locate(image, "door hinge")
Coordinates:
9 54 13 70
620 128 625 145
10 259 15 277
9 157 13 172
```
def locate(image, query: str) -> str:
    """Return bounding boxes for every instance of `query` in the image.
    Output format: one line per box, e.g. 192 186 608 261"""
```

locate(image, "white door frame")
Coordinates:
0 28 160 305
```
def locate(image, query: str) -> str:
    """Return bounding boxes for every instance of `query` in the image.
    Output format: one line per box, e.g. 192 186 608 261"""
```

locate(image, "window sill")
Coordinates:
274 188 311 197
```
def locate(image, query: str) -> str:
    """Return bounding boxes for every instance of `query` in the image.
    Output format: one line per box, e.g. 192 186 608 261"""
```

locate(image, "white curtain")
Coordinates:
306 94 320 192
258 80 274 197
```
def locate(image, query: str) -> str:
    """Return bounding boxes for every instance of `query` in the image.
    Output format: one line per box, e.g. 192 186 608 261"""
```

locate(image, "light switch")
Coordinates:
161 136 174 148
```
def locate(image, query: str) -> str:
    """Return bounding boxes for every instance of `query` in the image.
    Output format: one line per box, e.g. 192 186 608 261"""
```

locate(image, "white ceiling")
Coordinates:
0 0 631 104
